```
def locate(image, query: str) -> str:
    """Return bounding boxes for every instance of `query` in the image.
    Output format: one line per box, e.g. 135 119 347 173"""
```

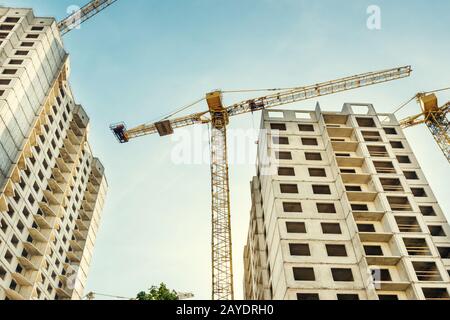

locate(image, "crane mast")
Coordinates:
111 66 412 300
57 0 118 35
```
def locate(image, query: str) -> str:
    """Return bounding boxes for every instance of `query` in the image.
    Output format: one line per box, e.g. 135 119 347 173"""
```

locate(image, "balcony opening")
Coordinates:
422 288 450 300
356 117 376 127
321 223 342 235
289 244 311 256
278 167 295 176
308 168 326 177
412 262 442 281
438 247 450 259
378 294 399 300
297 293 320 300
364 245 384 256
336 153 351 157
368 145 389 157
390 141 404 149
331 268 354 282
387 196 412 212
357 224 376 233
312 185 331 195
403 238 431 256
317 203 336 214
270 123 287 131
302 138 318 146
371 269 392 282
346 185 362 192
380 178 403 192
272 136 289 145
395 216 421 233
293 267 315 281
280 184 298 194
337 294 359 300
286 222 306 233
362 131 382 142
0 266 6 280
383 127 397 135
397 155 411 164
374 161 396 174
298 124 315 132
276 151 292 160
351 204 369 211
305 152 322 161
341 169 357 174
404 171 419 180
419 206 436 217
283 202 302 213
429 225 446 237
326 245 348 257
324 114 348 125
411 188 427 198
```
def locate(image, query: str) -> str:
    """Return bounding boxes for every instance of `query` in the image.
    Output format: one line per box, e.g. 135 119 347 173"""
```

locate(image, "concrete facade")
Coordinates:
0 8 107 300
244 103 450 300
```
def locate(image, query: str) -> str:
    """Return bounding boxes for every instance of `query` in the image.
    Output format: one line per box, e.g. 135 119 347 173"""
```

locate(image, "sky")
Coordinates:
2 0 450 300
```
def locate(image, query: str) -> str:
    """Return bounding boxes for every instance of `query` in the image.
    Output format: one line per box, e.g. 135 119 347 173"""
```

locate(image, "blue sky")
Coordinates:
2 0 450 299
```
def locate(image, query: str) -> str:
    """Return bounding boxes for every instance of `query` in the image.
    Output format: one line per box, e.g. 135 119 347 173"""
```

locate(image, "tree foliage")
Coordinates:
136 283 179 301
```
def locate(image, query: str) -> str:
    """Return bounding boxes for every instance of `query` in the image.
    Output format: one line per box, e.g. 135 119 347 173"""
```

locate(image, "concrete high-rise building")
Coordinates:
0 8 107 300
244 103 450 300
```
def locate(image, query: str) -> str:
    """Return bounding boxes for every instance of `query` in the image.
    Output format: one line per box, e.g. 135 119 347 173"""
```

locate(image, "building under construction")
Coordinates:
243 104 450 300
0 8 107 300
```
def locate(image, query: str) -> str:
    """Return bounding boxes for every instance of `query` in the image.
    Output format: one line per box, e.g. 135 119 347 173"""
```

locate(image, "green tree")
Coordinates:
136 283 179 300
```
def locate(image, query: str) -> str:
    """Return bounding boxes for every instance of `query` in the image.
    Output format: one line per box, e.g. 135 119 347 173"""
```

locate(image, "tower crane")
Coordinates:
57 0 118 36
110 66 412 300
398 90 450 163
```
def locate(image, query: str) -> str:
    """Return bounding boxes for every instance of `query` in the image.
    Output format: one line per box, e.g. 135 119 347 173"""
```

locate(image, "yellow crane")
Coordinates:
110 65 412 300
398 90 450 163
58 0 118 35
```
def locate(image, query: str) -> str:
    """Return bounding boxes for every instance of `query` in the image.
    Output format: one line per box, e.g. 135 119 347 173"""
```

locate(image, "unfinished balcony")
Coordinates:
336 155 365 168
75 219 89 231
42 190 61 206
67 129 82 146
351 203 386 222
364 245 401 266
395 216 422 233
38 201 58 218
413 262 443 282
367 145 390 158
28 226 50 243
17 249 39 272
373 161 397 175
67 250 82 263
51 167 68 184
33 210 53 230
370 269 411 291
11 271 33 288
387 196 413 212
361 130 383 142
48 177 64 195
345 184 377 202
74 228 88 241
403 238 432 256
422 288 450 301
59 148 75 164
380 178 404 193
55 157 71 173
323 114 350 128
